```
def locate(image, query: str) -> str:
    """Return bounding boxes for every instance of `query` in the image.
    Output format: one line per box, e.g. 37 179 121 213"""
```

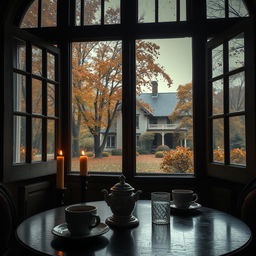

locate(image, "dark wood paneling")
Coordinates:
19 180 54 219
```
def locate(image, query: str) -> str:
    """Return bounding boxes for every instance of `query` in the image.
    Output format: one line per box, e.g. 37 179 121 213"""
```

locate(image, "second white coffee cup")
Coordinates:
172 189 198 209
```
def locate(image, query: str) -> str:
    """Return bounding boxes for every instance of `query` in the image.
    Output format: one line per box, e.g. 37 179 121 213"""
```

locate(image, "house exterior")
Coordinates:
103 82 189 151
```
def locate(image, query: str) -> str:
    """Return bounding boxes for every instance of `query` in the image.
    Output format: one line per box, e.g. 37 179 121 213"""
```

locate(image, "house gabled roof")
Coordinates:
137 92 177 117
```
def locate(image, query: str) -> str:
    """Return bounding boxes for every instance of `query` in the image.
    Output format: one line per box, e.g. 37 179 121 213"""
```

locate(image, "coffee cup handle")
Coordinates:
192 193 198 202
90 215 100 229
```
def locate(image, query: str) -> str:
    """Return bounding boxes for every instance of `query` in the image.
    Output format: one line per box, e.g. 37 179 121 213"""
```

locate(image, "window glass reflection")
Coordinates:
229 116 246 165
47 120 55 160
32 79 42 114
32 118 42 162
229 72 245 113
213 118 224 163
14 73 26 113
13 116 26 163
104 0 120 24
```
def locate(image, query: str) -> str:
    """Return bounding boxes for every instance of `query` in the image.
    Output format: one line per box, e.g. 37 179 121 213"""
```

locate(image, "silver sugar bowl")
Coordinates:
102 175 142 228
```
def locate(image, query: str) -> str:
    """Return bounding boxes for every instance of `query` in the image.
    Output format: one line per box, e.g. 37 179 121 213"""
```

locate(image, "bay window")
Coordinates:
3 0 254 183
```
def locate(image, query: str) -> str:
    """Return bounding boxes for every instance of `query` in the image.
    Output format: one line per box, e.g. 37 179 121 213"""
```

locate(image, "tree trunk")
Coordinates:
94 133 102 158
72 114 81 157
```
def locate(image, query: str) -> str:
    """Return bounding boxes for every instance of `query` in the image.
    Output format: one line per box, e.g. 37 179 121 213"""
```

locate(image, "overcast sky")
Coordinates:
141 38 192 93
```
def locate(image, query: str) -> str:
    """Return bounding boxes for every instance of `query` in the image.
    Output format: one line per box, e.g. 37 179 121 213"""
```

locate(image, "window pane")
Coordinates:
207 0 225 19
76 0 81 26
14 38 26 71
13 116 26 163
180 0 187 21
47 83 55 116
32 118 42 162
136 38 193 174
229 116 246 165
229 72 245 112
32 79 42 114
229 33 244 72
13 73 26 113
228 0 249 17
212 118 224 163
104 0 120 24
72 41 122 173
20 0 38 28
159 0 176 22
212 79 223 115
84 0 101 25
138 0 155 23
47 53 56 80
47 120 55 160
32 46 42 76
42 0 57 27
212 45 223 78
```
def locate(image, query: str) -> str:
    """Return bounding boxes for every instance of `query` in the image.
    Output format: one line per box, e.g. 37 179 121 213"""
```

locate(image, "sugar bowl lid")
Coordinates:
111 175 134 192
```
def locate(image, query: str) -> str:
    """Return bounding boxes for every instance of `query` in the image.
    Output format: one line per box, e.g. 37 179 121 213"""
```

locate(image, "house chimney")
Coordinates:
151 81 158 97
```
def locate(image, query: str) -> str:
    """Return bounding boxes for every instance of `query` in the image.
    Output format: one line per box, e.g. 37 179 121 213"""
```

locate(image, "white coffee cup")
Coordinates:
172 189 198 209
65 204 100 236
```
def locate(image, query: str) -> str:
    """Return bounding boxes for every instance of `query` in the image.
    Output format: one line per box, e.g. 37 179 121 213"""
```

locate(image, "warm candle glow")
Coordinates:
80 150 88 176
56 150 64 189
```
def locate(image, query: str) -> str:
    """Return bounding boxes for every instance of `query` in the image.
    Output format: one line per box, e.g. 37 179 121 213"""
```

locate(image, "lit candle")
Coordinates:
56 150 64 189
80 150 88 176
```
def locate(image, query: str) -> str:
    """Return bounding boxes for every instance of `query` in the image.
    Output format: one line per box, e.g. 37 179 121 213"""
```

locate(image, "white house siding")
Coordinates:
136 107 148 134
116 112 122 149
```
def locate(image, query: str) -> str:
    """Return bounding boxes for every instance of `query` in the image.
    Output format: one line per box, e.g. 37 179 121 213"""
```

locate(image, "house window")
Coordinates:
136 135 141 147
106 135 116 148
13 38 59 164
136 115 140 129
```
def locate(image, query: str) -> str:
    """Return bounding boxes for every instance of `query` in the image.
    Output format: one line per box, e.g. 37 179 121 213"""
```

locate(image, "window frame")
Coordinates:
3 27 60 182
4 0 254 183
206 20 256 183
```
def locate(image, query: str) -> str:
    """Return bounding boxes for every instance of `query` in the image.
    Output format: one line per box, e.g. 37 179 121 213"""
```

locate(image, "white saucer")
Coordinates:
52 223 109 239
170 201 202 212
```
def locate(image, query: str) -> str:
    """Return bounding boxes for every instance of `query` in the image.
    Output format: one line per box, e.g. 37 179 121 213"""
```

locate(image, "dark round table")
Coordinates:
16 200 251 256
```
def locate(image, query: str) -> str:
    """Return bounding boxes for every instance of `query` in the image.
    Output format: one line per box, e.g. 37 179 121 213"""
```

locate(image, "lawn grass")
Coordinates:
71 154 165 174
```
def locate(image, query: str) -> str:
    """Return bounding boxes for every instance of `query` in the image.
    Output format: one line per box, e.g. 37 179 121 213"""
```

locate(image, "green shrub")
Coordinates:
102 151 110 157
156 145 170 152
111 148 122 155
86 152 94 157
155 151 164 158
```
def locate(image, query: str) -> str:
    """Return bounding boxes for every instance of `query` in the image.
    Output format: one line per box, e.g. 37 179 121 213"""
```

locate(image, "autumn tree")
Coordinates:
72 38 172 157
169 82 193 144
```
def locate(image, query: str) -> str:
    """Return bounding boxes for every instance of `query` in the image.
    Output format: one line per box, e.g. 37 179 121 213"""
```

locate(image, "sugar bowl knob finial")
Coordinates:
102 175 142 228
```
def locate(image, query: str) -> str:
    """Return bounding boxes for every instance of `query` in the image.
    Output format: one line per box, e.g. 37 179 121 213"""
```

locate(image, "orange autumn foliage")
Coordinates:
160 146 193 173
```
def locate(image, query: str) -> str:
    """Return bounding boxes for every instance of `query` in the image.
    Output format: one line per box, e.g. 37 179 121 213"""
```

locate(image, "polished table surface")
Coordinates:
16 200 251 256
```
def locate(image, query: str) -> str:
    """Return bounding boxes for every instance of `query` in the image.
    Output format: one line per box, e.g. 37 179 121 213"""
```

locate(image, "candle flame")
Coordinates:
59 150 63 156
81 150 85 156
58 251 64 256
